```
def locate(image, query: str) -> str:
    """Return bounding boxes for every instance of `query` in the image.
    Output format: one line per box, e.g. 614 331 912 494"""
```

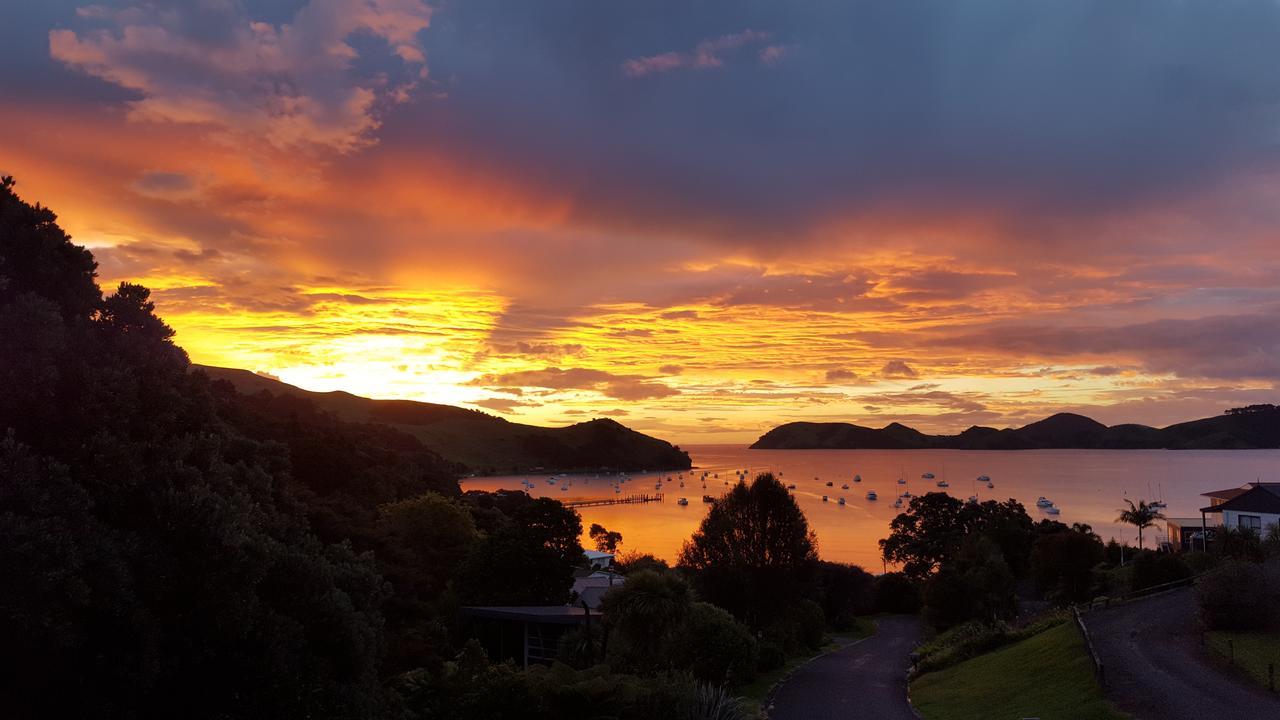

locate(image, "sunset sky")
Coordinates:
5 0 1280 443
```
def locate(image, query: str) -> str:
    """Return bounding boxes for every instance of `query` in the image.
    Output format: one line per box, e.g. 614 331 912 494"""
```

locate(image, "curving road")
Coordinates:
768 616 921 720
1083 587 1280 719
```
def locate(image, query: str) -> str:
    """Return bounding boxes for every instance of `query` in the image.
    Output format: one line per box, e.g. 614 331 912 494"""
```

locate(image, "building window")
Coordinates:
1238 515 1262 533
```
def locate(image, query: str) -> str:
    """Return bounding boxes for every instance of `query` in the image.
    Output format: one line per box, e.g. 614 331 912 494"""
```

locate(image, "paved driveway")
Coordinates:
768 616 921 720
1084 587 1280 719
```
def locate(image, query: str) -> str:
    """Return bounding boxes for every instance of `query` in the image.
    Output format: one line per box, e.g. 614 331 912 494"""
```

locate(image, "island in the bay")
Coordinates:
751 407 1280 450
202 365 691 474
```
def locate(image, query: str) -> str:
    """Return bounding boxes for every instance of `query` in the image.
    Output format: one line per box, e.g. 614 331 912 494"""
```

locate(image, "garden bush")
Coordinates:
1197 560 1280 631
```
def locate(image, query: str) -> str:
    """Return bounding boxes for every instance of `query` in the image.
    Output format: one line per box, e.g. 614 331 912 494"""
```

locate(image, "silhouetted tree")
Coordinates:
0 178 391 718
1117 499 1165 550
922 535 1016 629
457 493 583 606
589 522 623 553
1032 528 1105 603
880 493 1034 579
678 473 818 626
814 561 875 629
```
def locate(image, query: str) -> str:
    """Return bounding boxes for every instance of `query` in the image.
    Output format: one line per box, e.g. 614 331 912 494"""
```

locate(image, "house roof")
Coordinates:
1202 486 1251 501
1200 485 1280 514
461 606 600 624
1165 517 1208 528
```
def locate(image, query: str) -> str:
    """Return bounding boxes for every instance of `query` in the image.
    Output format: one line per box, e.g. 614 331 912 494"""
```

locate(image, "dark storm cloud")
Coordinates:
402 0 1280 240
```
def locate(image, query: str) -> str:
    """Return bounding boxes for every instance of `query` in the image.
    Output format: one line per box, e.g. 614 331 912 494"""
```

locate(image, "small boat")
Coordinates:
936 480 949 488
822 495 829 502
893 498 903 508
677 497 689 506
1149 500 1167 510
897 478 907 484
866 491 878 500
825 481 834 487
977 475 990 482
854 474 862 483
841 483 850 490
786 483 796 490
1046 506 1061 515
1036 496 1053 507
900 491 913 498
838 497 846 505
922 472 936 480
702 495 714 503
986 481 994 489
967 495 978 504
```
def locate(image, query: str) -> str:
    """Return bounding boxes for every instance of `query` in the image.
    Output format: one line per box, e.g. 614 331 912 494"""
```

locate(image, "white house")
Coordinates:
583 550 614 570
1199 482 1280 538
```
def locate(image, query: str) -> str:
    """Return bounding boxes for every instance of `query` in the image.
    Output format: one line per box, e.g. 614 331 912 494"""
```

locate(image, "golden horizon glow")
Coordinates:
5 0 1280 445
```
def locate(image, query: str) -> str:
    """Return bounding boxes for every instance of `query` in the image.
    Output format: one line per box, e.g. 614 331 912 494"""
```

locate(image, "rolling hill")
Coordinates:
197 365 692 474
751 409 1280 450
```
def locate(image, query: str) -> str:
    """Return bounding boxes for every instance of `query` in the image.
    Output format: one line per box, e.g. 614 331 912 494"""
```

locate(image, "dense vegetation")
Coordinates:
753 408 1280 449
877 490 1201 637
0 177 891 718
0 176 396 716
0 178 628 718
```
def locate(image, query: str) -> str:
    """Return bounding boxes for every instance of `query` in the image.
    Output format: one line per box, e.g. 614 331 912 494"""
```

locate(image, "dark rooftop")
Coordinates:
461 606 601 624
1200 485 1280 514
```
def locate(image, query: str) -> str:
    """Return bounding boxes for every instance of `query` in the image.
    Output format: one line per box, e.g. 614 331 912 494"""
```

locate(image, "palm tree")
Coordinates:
1117 499 1165 550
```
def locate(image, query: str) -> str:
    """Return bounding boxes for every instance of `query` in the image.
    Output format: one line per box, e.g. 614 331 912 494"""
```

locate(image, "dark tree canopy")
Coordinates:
678 473 818 625
0 176 100 319
1031 527 1105 603
0 177 393 718
457 491 584 606
589 522 623 552
879 493 1035 579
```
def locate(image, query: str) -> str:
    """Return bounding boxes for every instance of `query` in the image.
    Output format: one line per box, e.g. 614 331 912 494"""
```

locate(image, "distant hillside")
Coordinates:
198 365 692 474
751 409 1280 450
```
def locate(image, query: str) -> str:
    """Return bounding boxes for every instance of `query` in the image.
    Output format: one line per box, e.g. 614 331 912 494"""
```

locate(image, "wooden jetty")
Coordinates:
564 493 664 509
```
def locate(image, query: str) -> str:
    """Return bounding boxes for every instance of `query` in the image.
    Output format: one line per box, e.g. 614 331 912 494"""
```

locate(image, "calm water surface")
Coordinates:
461 445 1280 570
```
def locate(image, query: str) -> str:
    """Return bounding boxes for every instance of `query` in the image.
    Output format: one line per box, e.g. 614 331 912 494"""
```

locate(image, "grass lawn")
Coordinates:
910 622 1127 720
1206 630 1280 690
737 617 879 718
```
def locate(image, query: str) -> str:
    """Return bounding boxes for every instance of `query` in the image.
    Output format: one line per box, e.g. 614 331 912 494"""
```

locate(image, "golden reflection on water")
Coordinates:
461 445 1280 571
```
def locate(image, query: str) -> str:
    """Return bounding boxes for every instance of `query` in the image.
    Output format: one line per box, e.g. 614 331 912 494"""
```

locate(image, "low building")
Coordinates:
583 549 615 569
1198 482 1280 538
1165 517 1217 552
460 605 600 669
572 568 624 609
461 550 622 667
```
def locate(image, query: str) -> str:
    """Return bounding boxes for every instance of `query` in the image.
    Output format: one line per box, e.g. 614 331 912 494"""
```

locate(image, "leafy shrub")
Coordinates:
1196 560 1280 631
1031 530 1104 603
555 626 602 670
874 572 921 614
1130 550 1191 592
689 684 751 720
815 561 875 629
756 641 786 672
913 612 1069 675
1182 551 1220 576
764 599 827 655
394 653 706 720
671 603 758 685
913 622 1009 674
